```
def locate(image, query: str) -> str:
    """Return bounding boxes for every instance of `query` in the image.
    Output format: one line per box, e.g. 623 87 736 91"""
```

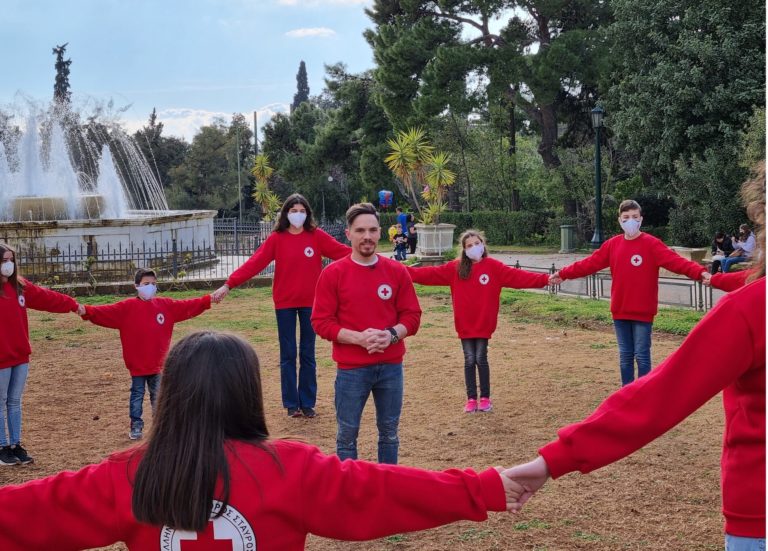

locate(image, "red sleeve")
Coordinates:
496 262 550 289
0 460 125 550
22 281 78 313
395 267 422 336
711 270 751 292
82 301 129 329
558 242 611 280
654 241 707 280
538 289 756 479
311 267 342 341
166 294 212 323
316 228 351 261
225 233 277 289
406 262 455 286
299 446 505 540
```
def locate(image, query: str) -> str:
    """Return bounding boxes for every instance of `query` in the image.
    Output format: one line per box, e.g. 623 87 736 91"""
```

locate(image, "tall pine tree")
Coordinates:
291 60 310 112
52 43 72 105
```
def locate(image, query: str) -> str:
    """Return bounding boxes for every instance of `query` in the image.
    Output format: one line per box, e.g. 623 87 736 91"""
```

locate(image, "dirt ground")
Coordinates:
1 289 724 550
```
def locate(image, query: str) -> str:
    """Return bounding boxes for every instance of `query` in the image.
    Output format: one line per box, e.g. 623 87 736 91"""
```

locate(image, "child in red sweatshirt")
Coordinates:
408 229 549 413
81 268 211 440
212 193 350 419
0 331 523 551
551 199 710 385
0 243 82 466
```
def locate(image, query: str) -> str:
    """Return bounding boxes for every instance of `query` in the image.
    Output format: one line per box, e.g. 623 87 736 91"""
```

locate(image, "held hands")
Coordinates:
76 303 86 316
495 467 525 513
700 272 712 286
501 456 550 508
360 328 390 354
211 285 230 304
548 271 563 286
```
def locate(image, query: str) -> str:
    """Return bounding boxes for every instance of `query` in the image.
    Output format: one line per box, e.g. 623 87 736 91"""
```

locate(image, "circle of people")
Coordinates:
0 165 763 549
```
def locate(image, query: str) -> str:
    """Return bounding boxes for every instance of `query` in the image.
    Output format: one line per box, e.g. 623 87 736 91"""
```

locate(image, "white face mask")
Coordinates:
287 212 307 228
136 283 157 300
0 261 14 277
620 219 642 238
465 243 485 261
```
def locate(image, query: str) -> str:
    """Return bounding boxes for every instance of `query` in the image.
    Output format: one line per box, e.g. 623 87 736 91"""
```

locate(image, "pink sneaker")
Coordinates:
464 398 478 413
478 397 493 412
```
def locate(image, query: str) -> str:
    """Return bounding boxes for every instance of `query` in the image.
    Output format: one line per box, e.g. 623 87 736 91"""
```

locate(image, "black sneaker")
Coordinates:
301 407 316 418
10 444 33 465
287 407 302 418
0 446 20 466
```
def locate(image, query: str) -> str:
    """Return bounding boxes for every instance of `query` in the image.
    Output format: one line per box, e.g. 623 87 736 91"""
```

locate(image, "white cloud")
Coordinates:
285 27 336 38
122 104 290 143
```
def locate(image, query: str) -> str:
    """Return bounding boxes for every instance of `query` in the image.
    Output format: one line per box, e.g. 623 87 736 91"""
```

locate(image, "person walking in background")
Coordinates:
81 268 212 440
312 203 421 464
0 331 525 550
710 231 735 274
550 199 711 386
505 162 765 551
408 230 549 413
212 194 350 419
0 242 83 466
722 224 756 273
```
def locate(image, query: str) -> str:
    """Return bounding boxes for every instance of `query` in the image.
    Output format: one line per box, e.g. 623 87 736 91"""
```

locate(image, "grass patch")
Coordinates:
573 530 601 541
456 528 497 542
514 519 552 531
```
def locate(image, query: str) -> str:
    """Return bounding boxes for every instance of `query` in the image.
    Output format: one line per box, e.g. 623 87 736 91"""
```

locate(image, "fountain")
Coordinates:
0 106 216 282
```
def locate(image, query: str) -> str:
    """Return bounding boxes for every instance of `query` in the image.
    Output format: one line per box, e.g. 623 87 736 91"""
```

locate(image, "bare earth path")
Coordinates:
1 288 723 550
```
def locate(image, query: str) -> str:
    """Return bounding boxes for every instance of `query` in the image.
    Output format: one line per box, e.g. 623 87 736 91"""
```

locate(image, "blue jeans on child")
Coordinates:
275 307 317 410
129 374 160 429
0 363 29 446
334 363 403 464
613 320 653 386
725 535 765 551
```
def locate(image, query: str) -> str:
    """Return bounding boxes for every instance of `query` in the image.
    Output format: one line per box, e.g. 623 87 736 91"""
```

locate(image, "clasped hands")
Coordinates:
357 328 391 354
497 455 551 513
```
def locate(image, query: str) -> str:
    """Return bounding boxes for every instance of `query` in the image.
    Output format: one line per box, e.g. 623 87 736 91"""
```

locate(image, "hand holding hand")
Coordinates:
211 285 230 303
495 467 525 513
502 456 550 507
76 303 86 316
549 272 563 286
700 272 712 285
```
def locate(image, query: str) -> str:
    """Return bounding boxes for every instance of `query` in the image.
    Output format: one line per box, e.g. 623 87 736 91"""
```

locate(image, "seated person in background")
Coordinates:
723 224 756 273
710 231 735 274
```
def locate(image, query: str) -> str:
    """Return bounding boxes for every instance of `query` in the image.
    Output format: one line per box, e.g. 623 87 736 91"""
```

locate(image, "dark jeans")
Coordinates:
334 363 403 464
461 338 490 399
129 374 160 429
407 238 417 255
275 307 317 410
613 320 653 386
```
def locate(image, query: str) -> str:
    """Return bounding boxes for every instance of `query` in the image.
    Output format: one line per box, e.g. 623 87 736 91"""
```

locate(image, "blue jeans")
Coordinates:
613 320 653 386
0 363 29 446
335 363 403 464
275 307 317 410
725 535 765 551
129 374 160 429
722 255 750 273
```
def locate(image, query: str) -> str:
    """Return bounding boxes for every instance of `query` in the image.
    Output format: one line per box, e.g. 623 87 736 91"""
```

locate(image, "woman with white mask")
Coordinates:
550 200 711 386
212 194 350 419
407 230 549 413
0 242 82 466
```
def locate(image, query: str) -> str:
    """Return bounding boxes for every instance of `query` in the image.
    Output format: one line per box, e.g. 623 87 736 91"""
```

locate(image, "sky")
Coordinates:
0 0 376 142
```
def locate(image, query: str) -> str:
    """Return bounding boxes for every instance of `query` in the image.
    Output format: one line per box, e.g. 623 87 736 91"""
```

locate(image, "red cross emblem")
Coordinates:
377 284 393 300
156 313 165 325
304 247 315 257
479 274 490 285
18 295 25 307
630 254 643 267
180 521 233 551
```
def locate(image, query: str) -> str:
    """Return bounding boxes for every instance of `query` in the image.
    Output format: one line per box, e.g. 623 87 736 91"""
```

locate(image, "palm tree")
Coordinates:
251 154 281 221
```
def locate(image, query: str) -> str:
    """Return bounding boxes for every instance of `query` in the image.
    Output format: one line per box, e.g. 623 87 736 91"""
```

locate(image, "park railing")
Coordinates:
15 220 348 289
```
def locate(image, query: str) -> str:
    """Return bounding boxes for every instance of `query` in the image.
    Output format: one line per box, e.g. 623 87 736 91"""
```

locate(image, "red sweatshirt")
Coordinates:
0 279 78 369
711 270 752 292
311 255 422 368
540 277 765 538
559 233 706 322
0 439 506 550
226 228 350 309
82 295 211 376
408 257 549 339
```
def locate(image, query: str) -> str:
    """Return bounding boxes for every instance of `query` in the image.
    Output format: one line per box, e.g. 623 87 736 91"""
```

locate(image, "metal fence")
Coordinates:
15 220 348 287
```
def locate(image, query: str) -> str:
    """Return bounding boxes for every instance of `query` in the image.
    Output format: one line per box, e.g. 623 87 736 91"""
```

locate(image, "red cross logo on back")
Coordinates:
180 522 233 551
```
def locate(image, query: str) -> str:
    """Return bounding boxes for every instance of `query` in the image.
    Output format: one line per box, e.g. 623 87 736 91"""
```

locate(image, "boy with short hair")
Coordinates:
551 200 711 386
81 268 212 439
393 223 408 261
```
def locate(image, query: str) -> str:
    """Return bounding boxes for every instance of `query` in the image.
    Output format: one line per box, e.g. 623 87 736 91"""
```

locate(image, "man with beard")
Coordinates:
312 203 422 464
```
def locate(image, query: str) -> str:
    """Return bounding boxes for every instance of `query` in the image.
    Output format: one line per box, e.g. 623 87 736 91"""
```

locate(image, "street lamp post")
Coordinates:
590 106 605 249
